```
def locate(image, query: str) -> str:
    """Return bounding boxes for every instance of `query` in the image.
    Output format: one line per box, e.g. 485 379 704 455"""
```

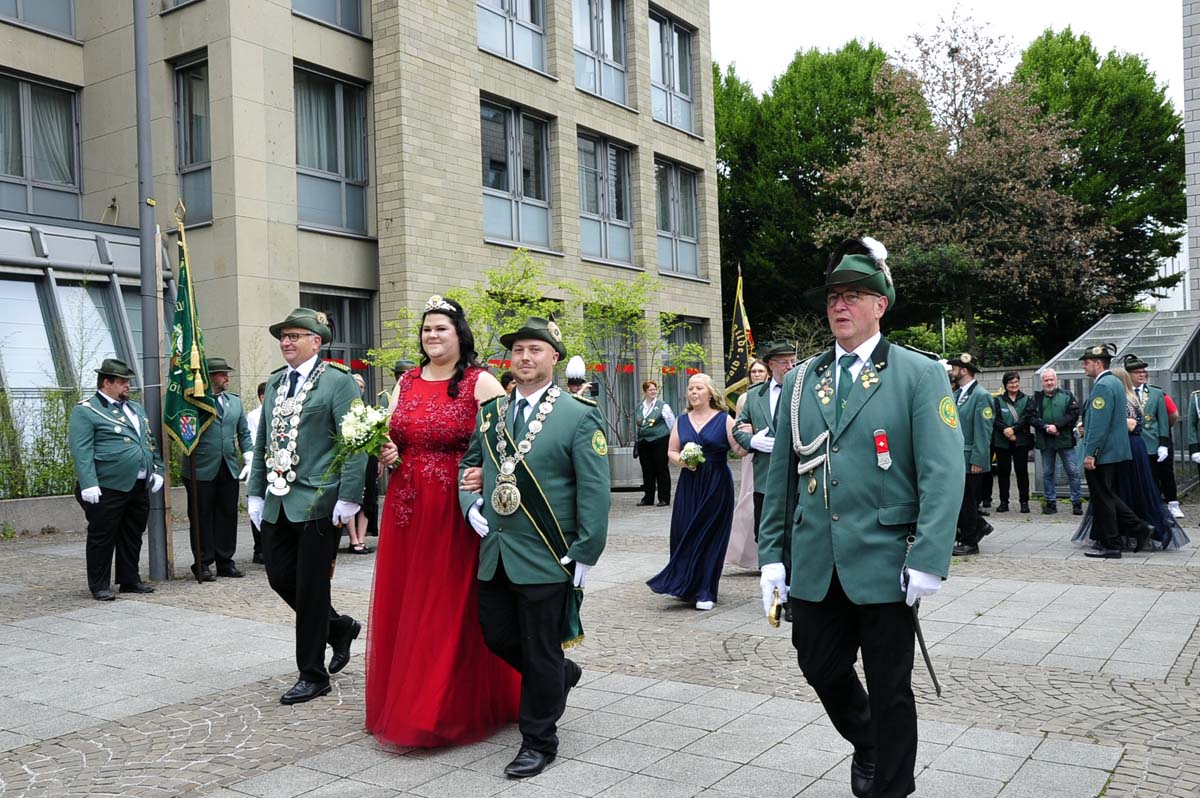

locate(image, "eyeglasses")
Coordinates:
826 290 880 308
280 332 317 343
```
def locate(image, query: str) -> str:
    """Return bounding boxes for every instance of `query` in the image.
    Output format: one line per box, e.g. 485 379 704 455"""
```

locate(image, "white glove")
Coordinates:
749 429 775 454
468 498 489 538
560 555 591 588
760 562 788 616
903 567 942 607
238 451 253 481
80 486 102 504
332 500 360 526
1192 452 1200 465
247 495 264 528
149 474 164 493
1157 446 1169 463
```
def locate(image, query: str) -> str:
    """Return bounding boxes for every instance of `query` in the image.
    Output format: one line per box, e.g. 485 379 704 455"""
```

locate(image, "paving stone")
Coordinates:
404 740 503 767
587 674 661 695
576 739 672 771
561 711 649 739
747 742 846 778
602 695 683 720
654 704 741 732
955 728 1042 758
1032 739 1122 771
999 759 1113 797
528 758 630 796
297 744 400 777
569 688 628 711
233 765 340 798
636 681 714 703
691 687 769 713
640 751 741 788
594 773 701 798
617 721 708 751
409 768 510 798
709 764 814 797
681 731 776 764
293 780 402 797
350 758 452 791
928 745 1026 781
912 767 1004 797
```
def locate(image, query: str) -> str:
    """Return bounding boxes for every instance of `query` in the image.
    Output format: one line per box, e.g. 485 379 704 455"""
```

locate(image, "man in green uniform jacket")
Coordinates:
1123 353 1181 517
458 317 610 780
733 340 799 534
181 357 252 580
247 308 369 705
69 358 165 600
1081 344 1147 557
758 237 963 798
948 353 993 555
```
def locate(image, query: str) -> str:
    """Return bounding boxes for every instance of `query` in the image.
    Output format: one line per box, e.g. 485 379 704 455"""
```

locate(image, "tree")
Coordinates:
1015 28 1185 337
821 16 1113 354
713 42 892 325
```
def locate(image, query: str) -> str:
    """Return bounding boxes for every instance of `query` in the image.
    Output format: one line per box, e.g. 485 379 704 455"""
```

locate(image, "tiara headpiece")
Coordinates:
424 294 456 314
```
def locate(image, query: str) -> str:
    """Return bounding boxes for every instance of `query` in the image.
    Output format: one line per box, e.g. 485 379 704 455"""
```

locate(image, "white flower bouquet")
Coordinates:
338 399 391 456
680 442 706 468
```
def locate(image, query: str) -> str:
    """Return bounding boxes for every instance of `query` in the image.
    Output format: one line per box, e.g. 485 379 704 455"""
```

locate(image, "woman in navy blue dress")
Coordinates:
647 373 748 610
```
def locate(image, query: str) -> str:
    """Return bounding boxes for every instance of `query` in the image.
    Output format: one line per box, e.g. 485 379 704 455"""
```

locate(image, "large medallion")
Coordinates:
492 479 521 516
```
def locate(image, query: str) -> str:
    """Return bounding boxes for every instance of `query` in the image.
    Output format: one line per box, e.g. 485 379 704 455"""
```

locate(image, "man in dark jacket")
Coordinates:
991 372 1035 513
1030 368 1082 515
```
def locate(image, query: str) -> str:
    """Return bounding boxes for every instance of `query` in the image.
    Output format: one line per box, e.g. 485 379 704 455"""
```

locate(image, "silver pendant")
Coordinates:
539 402 553 414
500 461 516 476
279 398 296 416
275 450 293 469
517 440 532 454
268 477 290 496
491 481 521 515
527 420 543 434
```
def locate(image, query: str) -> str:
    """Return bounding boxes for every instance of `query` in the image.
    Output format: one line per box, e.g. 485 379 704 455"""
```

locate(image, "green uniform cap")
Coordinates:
393 358 417 377
1120 352 1148 371
206 356 235 373
269 307 332 342
500 316 567 359
758 340 798 360
947 352 981 373
1079 343 1116 362
95 357 135 378
805 253 896 309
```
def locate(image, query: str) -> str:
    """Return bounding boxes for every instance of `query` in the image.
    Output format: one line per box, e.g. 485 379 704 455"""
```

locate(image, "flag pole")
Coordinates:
176 204 205 584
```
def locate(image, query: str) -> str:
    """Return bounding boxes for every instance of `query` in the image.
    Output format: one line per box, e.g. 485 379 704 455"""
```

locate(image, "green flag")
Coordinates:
163 224 216 454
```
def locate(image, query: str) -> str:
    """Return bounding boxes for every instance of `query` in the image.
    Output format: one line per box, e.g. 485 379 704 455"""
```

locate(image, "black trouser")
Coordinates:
363 455 380 537
638 436 671 503
957 472 988 545
76 480 148 594
1151 447 1178 503
978 464 993 505
251 520 263 560
262 512 354 684
1084 463 1146 551
187 466 240 570
994 446 1031 505
792 570 917 798
753 491 764 541
478 556 571 754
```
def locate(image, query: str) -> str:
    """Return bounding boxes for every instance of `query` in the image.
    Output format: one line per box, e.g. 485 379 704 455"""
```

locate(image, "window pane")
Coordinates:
181 167 212 223
575 50 597 93
0 179 25 212
0 279 56 389
677 240 697 274
297 172 343 227
577 137 600 215
603 0 623 64
671 95 692 132
480 103 509 192
0 1 15 18
477 5 507 54
518 201 549 246
580 216 602 258
601 63 625 104
293 0 337 26
513 26 544 71
678 169 696 238
179 63 210 166
31 186 78 218
57 283 121 385
122 287 143 364
657 233 674 270
608 145 629 222
514 0 541 26
483 194 513 239
606 223 631 263
345 182 366 233
651 85 668 124
294 70 338 173
342 84 367 182
573 0 592 49
674 27 691 96
648 16 664 84
0 77 21 177
340 0 361 32
521 116 546 202
655 162 670 231
30 84 75 185
22 0 72 35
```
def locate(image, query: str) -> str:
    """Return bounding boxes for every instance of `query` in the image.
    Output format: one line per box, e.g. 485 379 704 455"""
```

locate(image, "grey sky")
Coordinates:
710 0 1184 113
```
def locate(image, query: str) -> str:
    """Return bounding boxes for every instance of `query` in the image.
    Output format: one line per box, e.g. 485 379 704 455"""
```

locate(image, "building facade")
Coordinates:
0 0 722 436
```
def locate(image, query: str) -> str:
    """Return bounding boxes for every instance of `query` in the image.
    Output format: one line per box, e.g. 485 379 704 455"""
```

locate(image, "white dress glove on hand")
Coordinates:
332 500 360 526
468 498 489 538
760 562 788 616
239 451 253 481
1192 452 1200 465
247 496 264 529
149 474 164 493
750 429 775 454
559 556 590 588
903 567 942 607
80 486 102 504
1157 446 1169 463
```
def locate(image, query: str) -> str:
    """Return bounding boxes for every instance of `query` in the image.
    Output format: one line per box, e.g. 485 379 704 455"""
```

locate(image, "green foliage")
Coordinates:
889 320 1040 365
0 389 80 500
0 521 14 540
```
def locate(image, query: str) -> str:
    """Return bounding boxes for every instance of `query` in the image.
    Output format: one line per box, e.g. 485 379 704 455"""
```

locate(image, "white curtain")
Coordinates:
184 66 210 165
294 71 337 174
0 77 20 178
30 84 74 185
342 85 365 182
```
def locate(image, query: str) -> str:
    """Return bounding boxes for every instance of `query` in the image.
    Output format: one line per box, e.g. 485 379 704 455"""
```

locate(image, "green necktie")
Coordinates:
836 353 857 423
512 398 528 439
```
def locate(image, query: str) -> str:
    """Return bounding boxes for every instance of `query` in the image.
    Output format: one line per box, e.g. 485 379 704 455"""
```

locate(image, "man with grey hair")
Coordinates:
1030 368 1082 514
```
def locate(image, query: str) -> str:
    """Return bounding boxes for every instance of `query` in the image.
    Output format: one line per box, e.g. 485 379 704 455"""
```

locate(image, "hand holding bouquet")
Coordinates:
679 442 705 470
339 399 391 455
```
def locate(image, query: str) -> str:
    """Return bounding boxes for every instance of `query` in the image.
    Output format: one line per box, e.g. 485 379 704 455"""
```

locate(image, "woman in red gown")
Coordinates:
365 295 520 747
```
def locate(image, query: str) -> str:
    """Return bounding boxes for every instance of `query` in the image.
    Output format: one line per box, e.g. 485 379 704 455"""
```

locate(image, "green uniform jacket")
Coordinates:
1188 391 1200 454
758 339 964 605
732 379 781 489
635 399 671 443
957 382 993 470
181 392 252 480
991 392 1034 449
1136 384 1170 450
1081 372 1132 465
1031 389 1080 450
69 393 164 491
459 390 611 584
248 362 367 523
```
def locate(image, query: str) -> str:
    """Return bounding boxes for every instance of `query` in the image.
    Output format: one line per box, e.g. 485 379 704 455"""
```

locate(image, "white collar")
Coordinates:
287 353 321 381
513 380 552 407
959 379 977 393
97 389 124 406
1095 369 1111 381
834 331 882 366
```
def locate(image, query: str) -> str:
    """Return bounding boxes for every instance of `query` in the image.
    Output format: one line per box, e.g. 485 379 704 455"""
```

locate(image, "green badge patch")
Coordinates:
591 430 608 456
1091 396 1106 410
938 396 959 429
982 406 994 420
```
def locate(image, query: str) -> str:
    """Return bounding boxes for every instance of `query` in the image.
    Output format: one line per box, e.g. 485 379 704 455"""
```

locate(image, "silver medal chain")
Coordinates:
265 361 326 495
495 386 559 474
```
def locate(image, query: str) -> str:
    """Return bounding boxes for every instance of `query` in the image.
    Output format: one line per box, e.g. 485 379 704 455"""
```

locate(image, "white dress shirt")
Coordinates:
767 380 783 422
833 331 883 393
284 353 321 396
97 390 144 478
642 399 676 431
956 379 977 405
512 381 553 426
246 406 262 446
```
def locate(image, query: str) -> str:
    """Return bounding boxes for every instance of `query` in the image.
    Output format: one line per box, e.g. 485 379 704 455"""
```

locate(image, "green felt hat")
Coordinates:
1079 343 1116 362
94 357 135 378
269 307 332 342
1120 352 1148 371
500 316 567 359
393 358 417 377
758 340 797 360
805 253 896 310
205 356 234 373
947 352 981 373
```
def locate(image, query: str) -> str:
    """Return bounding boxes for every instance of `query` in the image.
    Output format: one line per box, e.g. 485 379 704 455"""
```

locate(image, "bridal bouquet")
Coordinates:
338 399 391 456
680 442 706 468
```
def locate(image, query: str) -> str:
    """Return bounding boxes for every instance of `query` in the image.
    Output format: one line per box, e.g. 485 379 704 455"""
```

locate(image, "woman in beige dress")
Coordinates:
726 359 769 569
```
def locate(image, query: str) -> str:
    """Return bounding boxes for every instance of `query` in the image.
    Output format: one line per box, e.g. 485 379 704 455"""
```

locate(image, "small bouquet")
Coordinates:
338 399 391 456
680 442 706 468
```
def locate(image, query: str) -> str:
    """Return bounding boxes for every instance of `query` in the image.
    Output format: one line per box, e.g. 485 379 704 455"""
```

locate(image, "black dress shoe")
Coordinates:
565 658 583 692
996 502 1009 513
1134 526 1153 553
216 565 244 578
980 521 994 537
1072 502 1084 516
656 500 669 507
1042 503 1057 515
118 581 155 594
191 565 215 583
280 679 331 704
783 603 793 623
952 543 979 556
504 747 555 779
1020 502 1031 514
92 589 116 601
329 618 361 674
252 553 265 564
980 500 992 509
977 508 990 517
850 753 876 798
637 498 654 506
1084 545 1121 559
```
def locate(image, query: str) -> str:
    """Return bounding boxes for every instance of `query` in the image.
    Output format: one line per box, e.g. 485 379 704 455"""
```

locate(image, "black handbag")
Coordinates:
632 439 640 459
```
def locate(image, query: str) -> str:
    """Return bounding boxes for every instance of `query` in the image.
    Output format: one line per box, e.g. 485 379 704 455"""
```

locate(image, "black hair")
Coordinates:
825 237 872 279
1002 371 1020 385
418 297 480 399
500 371 514 389
257 381 267 399
95 374 107 391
